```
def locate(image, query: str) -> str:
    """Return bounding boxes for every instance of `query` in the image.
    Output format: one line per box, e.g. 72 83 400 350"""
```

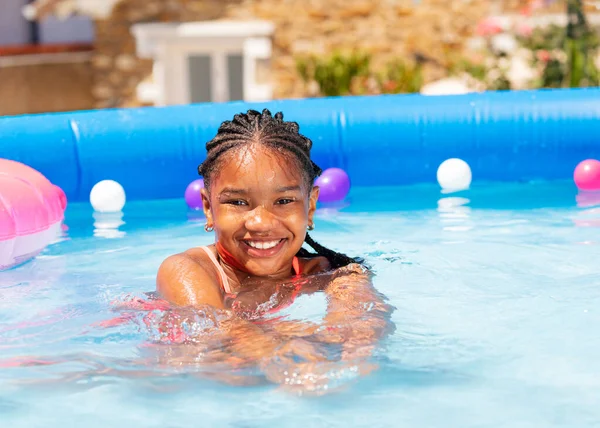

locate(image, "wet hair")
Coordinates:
198 108 362 269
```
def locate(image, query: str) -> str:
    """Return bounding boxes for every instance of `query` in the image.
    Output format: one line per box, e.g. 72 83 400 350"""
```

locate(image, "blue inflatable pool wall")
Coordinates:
1 88 599 202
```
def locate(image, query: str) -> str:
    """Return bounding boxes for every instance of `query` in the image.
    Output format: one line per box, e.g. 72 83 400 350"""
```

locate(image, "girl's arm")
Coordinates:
318 263 395 360
240 263 394 364
257 264 394 395
156 252 224 309
155 256 393 392
156 252 282 363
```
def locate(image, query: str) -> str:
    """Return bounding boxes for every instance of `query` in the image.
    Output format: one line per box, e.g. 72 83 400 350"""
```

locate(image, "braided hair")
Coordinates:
198 108 362 269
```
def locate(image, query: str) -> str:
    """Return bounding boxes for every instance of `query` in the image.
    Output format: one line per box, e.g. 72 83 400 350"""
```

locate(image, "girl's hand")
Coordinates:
259 338 377 395
270 337 330 364
259 338 330 395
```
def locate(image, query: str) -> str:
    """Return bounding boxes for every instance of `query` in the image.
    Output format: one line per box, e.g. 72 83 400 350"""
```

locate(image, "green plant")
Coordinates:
296 50 371 97
565 0 599 87
488 72 511 91
447 57 487 81
445 55 511 91
517 0 600 88
518 24 566 51
540 58 566 88
378 59 424 94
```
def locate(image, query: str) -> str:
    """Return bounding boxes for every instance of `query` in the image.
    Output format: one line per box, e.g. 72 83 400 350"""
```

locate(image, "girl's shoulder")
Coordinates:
184 245 228 288
156 245 224 308
298 255 331 275
184 245 217 267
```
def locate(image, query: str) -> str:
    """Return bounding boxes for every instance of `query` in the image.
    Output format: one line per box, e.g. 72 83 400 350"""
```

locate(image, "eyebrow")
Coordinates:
276 185 302 193
219 188 247 195
219 186 302 195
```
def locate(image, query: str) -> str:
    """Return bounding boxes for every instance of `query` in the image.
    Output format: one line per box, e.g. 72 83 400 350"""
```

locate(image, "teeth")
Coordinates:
246 240 281 250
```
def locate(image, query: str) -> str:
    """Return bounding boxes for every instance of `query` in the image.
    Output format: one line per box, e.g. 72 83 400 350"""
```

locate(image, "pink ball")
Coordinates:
315 168 351 203
574 159 600 191
184 179 205 210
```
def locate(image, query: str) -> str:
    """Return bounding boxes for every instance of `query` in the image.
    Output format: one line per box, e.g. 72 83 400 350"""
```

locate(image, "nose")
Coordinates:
244 206 279 233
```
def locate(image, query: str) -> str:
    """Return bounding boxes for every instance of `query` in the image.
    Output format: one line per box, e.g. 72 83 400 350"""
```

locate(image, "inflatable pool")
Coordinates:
1 88 599 203
1 88 600 269
2 88 600 426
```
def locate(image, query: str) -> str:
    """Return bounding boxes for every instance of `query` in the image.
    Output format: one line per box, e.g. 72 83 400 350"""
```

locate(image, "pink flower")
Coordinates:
517 22 533 37
536 49 551 62
531 0 545 10
476 17 503 37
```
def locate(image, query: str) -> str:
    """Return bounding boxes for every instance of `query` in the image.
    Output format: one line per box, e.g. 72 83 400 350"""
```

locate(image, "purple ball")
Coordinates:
315 168 351 202
184 179 205 210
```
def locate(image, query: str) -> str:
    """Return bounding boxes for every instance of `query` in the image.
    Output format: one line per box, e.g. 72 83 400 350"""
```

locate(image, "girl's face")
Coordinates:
201 145 319 278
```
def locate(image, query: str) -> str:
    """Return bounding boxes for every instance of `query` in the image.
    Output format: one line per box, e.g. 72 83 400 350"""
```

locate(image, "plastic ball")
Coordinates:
185 179 205 210
90 180 126 213
437 158 472 192
574 159 600 191
315 168 351 202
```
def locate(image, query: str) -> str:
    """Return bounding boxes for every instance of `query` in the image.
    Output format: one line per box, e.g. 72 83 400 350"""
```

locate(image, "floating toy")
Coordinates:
184 179 205 210
574 159 600 191
437 158 472 192
315 168 351 202
90 180 126 213
0 159 66 270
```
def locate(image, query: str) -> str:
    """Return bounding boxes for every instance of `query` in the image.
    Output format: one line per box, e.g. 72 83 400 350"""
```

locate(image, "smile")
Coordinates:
241 238 287 258
245 239 283 249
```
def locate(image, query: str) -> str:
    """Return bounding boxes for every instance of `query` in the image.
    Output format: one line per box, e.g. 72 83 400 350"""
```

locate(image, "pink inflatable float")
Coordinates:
0 159 67 270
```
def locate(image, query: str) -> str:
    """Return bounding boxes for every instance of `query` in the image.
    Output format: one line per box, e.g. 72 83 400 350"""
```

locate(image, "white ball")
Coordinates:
436 158 472 192
90 180 126 213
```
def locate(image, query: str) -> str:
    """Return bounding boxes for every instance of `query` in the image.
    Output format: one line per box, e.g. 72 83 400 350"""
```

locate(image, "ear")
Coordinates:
308 185 319 226
201 188 214 227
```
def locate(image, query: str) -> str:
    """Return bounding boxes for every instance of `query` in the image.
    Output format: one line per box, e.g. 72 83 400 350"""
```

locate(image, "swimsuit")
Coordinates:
99 246 313 340
200 244 305 317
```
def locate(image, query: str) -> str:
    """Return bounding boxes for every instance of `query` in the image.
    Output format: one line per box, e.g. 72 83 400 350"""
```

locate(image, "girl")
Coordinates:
157 109 394 393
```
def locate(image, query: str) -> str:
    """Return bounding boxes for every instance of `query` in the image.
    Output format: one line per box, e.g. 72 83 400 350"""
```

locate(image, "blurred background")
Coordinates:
1 0 599 116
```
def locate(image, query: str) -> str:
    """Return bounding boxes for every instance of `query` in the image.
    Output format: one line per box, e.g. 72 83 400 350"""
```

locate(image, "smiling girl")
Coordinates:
156 109 393 392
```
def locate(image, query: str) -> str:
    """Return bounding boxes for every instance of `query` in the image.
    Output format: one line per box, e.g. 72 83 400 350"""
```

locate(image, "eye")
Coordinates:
226 199 248 206
276 198 295 205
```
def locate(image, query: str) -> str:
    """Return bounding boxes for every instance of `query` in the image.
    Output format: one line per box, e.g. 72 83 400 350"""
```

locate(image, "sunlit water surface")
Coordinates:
1 182 600 427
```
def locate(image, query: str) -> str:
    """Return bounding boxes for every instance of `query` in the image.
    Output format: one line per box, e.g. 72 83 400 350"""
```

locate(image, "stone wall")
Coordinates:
0 54 94 116
236 0 491 97
87 0 558 108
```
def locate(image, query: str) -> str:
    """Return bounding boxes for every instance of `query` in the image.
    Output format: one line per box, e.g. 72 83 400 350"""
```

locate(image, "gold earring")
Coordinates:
307 223 315 231
204 224 214 232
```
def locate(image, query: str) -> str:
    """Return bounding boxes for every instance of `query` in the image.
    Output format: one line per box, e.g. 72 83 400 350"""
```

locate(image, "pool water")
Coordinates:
1 181 599 427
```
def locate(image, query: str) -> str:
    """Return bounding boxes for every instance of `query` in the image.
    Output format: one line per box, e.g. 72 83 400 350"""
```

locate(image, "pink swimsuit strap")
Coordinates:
200 246 233 294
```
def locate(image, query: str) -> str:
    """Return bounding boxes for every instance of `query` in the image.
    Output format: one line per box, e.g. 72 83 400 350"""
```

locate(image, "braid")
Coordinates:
299 233 364 269
199 109 321 188
198 108 362 270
